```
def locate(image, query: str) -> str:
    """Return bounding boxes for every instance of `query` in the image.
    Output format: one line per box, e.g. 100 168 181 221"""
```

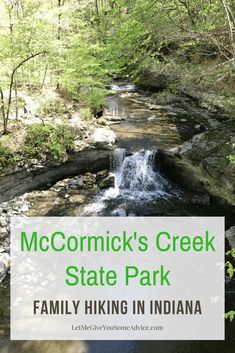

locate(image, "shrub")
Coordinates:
78 86 107 113
80 107 93 121
24 124 75 159
51 124 75 158
0 143 16 174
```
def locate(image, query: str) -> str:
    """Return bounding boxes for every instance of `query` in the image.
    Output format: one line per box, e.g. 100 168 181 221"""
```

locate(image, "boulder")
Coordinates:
226 226 235 250
97 117 107 126
69 113 87 131
96 170 109 181
99 174 115 189
20 203 30 213
191 193 210 206
91 128 116 146
0 149 111 203
158 126 235 209
69 194 86 204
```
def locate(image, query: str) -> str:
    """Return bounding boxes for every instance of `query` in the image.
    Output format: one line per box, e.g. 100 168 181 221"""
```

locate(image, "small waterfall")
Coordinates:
111 83 137 92
112 148 173 199
112 148 126 189
83 148 180 216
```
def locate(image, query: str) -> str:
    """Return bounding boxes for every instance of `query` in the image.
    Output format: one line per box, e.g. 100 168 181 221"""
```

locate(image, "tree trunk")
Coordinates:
3 51 47 133
221 0 235 66
0 88 7 134
14 76 19 120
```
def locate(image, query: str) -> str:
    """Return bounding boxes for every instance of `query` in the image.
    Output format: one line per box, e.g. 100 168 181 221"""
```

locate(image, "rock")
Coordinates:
160 105 174 112
172 107 188 116
0 228 7 240
191 193 210 206
0 149 111 203
99 174 115 189
68 177 84 190
106 115 125 122
147 104 162 110
226 226 235 249
91 128 116 146
147 115 156 121
20 203 30 213
97 117 107 126
158 126 235 208
168 147 180 153
60 179 72 186
167 112 178 117
112 208 127 216
69 195 86 204
0 218 7 228
207 118 220 129
0 261 7 283
83 172 96 189
69 184 78 190
0 252 10 266
76 177 84 189
195 124 202 131
96 170 109 181
69 113 87 131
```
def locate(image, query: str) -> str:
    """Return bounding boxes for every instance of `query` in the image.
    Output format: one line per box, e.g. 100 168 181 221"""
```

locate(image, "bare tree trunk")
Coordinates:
0 88 7 134
58 0 62 41
178 0 196 27
14 83 18 120
95 0 99 17
41 64 48 92
221 0 235 66
57 0 66 89
3 51 47 134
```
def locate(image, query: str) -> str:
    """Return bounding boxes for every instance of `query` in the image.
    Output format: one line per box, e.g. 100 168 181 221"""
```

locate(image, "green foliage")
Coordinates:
226 260 235 279
99 0 235 90
228 144 235 164
80 107 93 121
60 36 108 111
225 249 235 278
40 99 66 116
225 311 235 322
24 124 53 158
78 87 107 112
0 143 16 174
0 0 234 158
225 248 235 321
24 124 75 159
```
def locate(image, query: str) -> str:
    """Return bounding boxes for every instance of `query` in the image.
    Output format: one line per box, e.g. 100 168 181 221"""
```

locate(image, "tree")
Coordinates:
0 51 47 134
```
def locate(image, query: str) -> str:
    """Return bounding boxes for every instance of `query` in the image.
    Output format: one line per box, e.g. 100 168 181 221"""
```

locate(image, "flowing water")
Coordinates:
0 83 234 352
83 148 181 217
112 149 172 198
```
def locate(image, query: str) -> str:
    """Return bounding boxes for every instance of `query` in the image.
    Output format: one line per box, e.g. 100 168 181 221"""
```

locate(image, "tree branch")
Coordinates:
5 51 47 129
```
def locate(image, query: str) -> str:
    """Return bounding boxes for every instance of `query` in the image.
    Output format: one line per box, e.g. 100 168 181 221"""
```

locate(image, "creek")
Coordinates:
0 83 234 353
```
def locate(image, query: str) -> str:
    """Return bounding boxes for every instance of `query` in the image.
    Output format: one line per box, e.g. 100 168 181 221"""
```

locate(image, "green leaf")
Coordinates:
225 311 235 322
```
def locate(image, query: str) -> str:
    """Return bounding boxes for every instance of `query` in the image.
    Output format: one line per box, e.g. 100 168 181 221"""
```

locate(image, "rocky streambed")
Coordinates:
0 168 115 282
0 82 235 352
1 82 235 277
